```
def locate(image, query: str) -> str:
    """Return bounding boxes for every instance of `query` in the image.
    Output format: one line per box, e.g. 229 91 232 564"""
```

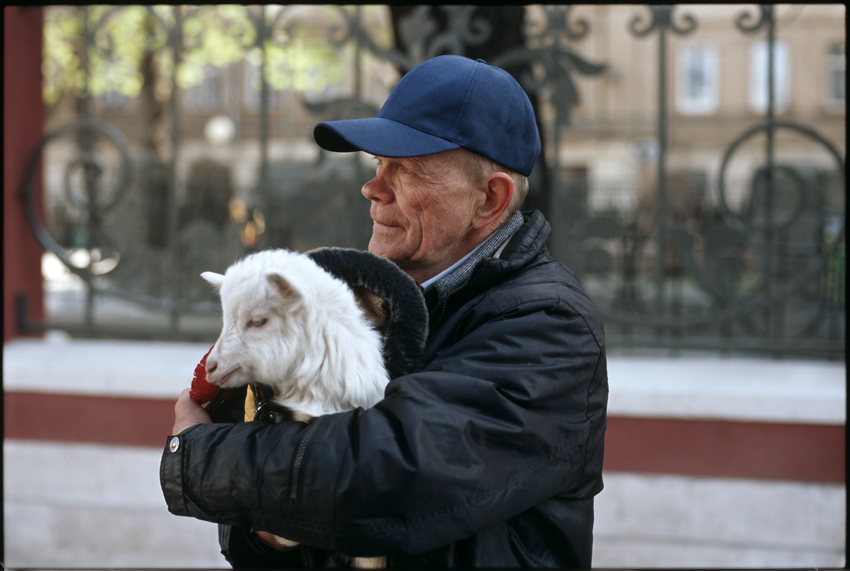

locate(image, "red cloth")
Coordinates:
189 346 219 404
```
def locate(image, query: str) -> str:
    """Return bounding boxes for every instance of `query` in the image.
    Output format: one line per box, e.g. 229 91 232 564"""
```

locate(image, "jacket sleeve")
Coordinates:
160 292 607 558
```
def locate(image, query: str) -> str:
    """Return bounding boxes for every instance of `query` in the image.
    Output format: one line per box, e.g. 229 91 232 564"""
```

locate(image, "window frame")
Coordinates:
749 40 791 113
676 42 720 116
825 42 845 109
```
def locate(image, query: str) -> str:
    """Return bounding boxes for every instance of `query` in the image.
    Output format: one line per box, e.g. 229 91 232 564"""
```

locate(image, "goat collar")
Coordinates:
250 383 291 424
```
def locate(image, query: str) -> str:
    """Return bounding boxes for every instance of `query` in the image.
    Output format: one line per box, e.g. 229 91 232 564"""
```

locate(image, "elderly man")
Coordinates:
162 55 607 568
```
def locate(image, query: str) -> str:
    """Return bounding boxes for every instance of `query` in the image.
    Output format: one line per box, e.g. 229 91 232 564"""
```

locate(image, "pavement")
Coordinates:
3 335 846 569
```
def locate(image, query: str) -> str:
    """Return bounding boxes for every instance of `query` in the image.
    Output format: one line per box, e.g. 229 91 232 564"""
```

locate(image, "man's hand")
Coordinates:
172 388 213 434
172 388 280 548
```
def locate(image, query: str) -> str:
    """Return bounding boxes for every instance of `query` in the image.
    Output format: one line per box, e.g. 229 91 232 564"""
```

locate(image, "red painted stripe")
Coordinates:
604 416 845 484
4 392 845 483
4 391 175 448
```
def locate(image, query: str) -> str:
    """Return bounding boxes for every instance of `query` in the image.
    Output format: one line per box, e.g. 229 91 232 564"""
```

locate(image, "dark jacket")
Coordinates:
161 210 608 568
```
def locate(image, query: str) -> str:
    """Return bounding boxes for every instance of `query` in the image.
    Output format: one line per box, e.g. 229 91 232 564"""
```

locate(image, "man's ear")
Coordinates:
472 172 514 230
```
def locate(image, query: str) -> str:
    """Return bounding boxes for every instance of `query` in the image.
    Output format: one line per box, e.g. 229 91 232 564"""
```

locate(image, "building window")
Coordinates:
827 43 845 107
750 40 790 113
676 43 719 115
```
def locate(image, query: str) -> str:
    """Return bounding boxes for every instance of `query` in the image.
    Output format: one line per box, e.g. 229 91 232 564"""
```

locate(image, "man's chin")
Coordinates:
367 239 397 261
368 243 410 269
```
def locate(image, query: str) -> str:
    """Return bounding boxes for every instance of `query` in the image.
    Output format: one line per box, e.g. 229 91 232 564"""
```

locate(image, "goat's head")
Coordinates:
201 251 330 393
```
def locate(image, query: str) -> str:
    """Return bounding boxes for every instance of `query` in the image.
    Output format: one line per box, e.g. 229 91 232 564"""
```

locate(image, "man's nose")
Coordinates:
362 175 393 203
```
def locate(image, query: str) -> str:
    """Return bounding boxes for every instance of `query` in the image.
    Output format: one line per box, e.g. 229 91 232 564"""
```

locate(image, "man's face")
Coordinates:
361 150 480 283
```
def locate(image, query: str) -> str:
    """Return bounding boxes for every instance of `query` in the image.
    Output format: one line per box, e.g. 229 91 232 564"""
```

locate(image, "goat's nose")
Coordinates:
206 358 218 374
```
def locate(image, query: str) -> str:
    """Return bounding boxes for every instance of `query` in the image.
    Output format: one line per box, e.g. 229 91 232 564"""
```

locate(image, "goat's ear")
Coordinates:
201 271 225 290
267 273 303 305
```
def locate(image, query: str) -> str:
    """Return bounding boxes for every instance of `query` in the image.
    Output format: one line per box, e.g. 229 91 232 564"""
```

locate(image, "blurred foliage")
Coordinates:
42 5 356 108
43 6 85 106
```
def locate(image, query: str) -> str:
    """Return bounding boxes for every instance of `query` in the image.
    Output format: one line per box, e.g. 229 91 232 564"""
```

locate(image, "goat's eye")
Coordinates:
249 317 267 327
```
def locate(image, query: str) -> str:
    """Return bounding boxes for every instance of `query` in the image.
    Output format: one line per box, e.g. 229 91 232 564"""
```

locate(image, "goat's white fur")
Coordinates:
202 249 388 568
202 249 389 421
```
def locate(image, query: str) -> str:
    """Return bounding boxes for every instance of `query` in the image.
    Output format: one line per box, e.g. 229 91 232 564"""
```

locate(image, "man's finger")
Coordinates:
172 388 212 434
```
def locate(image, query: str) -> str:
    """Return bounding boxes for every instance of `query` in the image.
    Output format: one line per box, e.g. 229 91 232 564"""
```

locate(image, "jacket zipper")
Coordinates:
290 417 323 501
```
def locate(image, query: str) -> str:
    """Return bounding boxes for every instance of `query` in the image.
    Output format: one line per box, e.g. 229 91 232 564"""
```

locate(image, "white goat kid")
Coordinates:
202 248 389 421
201 248 389 568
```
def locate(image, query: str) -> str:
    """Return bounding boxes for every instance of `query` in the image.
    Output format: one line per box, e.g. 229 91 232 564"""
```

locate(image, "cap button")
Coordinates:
476 59 487 64
169 436 180 453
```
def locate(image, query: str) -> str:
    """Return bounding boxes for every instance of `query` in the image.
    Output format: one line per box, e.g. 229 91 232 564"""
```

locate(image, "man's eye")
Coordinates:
249 317 267 327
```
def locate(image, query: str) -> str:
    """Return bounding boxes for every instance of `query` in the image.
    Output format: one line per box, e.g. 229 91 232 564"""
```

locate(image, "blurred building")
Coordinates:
14 4 850 351
550 5 844 215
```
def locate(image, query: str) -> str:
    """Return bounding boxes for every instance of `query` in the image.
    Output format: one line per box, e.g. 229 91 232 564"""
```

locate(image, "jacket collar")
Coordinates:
423 210 550 326
496 209 550 264
422 211 523 299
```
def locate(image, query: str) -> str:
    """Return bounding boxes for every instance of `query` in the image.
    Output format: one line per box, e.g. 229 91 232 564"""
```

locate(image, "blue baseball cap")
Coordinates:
313 55 541 177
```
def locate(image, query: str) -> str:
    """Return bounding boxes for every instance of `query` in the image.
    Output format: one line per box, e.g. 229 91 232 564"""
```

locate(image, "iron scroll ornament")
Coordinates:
16 118 224 317
594 120 845 332
18 118 132 283
718 122 846 234
629 4 697 37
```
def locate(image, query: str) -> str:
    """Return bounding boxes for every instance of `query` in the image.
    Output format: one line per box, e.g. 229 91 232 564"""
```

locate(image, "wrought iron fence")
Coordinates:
18 5 846 358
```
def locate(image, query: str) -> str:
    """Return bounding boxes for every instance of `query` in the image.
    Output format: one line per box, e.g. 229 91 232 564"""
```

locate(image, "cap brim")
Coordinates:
314 118 459 158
